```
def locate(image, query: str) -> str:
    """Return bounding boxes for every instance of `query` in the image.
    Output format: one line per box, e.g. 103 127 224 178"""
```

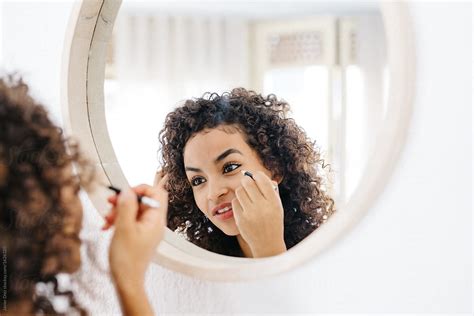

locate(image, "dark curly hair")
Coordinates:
0 77 94 315
159 87 335 257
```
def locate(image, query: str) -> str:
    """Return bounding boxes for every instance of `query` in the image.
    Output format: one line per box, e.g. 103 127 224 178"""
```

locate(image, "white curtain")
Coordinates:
105 12 250 185
114 12 250 104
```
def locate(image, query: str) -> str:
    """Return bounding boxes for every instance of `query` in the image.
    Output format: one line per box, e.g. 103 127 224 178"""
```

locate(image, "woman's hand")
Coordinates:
232 171 286 258
106 176 168 289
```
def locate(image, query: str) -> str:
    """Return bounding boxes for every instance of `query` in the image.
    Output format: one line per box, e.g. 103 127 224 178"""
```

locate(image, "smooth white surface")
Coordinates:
0 0 74 125
1 1 471 313
121 0 379 17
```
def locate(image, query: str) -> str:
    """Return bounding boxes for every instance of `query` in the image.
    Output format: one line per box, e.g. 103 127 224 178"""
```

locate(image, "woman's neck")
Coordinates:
236 235 253 258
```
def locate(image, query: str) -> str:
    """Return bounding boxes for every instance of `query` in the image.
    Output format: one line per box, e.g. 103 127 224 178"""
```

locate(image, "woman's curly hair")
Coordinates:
0 77 94 315
159 87 335 257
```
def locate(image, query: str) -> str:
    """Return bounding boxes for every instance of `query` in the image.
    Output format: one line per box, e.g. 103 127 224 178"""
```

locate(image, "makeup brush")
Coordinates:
106 185 161 208
241 170 278 191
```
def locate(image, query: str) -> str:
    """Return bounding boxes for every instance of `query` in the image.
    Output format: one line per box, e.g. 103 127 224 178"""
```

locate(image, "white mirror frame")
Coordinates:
61 0 415 281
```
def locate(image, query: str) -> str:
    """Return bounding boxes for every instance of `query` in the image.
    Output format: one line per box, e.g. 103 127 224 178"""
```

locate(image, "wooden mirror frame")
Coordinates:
61 0 415 281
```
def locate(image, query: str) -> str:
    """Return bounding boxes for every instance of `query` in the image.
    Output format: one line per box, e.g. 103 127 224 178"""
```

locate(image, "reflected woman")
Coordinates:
159 88 335 257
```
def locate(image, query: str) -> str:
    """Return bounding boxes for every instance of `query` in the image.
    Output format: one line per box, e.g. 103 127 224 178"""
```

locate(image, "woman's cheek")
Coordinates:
194 190 208 216
231 175 243 191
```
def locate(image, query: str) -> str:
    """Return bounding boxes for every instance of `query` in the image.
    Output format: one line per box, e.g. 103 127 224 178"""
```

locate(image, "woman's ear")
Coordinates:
272 174 283 184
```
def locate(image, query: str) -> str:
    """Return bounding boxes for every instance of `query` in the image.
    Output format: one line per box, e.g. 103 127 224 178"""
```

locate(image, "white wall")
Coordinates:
1 1 471 313
0 0 74 125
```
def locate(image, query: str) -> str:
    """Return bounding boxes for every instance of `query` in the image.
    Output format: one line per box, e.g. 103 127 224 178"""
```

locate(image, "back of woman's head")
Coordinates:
0 77 93 315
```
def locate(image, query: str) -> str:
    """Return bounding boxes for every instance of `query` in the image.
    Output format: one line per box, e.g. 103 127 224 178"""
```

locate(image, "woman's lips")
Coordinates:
215 209 234 220
212 202 234 220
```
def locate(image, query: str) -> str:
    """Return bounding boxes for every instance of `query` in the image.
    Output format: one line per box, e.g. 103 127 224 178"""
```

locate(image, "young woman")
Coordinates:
0 77 168 315
159 87 335 258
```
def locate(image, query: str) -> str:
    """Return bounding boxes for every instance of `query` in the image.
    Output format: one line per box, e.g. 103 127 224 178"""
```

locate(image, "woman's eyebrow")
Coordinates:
185 148 243 172
185 166 202 172
214 148 243 163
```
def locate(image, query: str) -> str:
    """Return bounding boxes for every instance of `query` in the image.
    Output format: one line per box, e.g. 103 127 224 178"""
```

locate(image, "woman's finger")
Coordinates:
107 194 118 205
103 193 120 230
153 169 164 187
104 182 168 230
133 183 161 200
102 211 117 230
114 188 140 229
137 205 164 229
101 219 112 230
240 174 263 202
231 197 244 221
253 171 279 200
156 174 169 190
235 186 252 212
131 183 168 226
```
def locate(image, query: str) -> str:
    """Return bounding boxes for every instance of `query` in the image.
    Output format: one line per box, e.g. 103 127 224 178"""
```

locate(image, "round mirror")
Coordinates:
62 0 415 280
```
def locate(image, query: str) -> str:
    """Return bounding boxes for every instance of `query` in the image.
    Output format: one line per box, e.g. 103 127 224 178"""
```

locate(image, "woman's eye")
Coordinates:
223 163 241 174
190 177 206 187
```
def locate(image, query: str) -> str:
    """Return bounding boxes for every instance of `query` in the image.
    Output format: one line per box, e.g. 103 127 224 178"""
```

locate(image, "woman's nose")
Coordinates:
207 179 229 202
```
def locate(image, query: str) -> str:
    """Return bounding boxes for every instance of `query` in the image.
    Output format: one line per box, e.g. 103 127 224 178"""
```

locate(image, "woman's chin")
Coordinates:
209 216 239 236
218 223 240 236
223 230 239 236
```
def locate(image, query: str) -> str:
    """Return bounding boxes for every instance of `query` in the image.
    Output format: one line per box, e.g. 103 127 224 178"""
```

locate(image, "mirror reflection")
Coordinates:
104 1 387 257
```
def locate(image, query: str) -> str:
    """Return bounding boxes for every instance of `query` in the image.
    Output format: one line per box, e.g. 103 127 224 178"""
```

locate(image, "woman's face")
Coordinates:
183 125 274 236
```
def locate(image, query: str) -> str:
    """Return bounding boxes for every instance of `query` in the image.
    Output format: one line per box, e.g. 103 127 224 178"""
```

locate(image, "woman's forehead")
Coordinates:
183 127 250 162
